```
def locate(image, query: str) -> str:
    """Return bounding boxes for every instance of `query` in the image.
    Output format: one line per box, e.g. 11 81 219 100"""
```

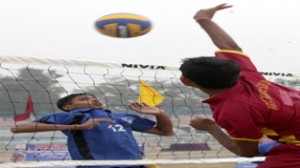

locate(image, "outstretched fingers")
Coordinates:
128 102 141 111
215 3 232 10
128 102 160 115
194 3 232 21
128 102 149 111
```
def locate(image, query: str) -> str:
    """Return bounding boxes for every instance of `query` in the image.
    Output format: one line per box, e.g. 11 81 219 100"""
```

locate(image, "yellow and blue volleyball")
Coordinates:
95 13 152 38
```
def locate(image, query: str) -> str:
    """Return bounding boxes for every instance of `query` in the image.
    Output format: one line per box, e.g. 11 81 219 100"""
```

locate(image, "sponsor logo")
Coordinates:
260 72 293 77
122 63 166 70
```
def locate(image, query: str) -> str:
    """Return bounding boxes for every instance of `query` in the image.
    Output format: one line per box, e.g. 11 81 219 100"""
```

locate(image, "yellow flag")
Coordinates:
137 80 164 107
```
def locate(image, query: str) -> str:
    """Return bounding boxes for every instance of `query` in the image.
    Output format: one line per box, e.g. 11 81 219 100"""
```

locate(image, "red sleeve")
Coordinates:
216 101 263 141
215 50 256 71
215 50 265 81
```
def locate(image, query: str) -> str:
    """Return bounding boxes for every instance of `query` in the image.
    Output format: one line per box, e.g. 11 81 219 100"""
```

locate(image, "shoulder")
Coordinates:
215 50 259 73
215 50 250 58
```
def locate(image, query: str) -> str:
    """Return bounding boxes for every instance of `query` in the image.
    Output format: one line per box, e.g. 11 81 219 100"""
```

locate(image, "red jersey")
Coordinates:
202 50 300 167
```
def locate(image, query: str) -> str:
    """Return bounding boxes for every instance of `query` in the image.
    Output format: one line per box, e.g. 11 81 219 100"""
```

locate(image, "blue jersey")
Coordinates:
35 108 156 168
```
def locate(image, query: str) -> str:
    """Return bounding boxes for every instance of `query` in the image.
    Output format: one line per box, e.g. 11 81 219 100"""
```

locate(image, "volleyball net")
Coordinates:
0 56 299 167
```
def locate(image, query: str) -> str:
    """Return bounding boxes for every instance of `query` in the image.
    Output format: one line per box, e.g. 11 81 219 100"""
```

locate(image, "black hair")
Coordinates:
179 56 241 89
56 93 95 111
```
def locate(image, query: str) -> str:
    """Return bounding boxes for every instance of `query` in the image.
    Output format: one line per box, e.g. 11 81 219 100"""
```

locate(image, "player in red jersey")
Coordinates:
179 4 300 168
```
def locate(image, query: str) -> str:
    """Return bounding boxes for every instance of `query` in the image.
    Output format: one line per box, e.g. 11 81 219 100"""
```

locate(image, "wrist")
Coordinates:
195 17 210 22
206 123 220 133
154 109 166 115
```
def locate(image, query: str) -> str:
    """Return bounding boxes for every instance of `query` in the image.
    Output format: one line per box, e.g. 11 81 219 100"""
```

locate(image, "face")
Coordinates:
66 94 104 110
180 75 193 87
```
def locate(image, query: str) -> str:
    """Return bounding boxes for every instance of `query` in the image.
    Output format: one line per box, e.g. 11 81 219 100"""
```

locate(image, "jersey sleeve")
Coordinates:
215 50 266 82
215 50 257 71
216 102 263 141
125 114 156 132
33 112 75 125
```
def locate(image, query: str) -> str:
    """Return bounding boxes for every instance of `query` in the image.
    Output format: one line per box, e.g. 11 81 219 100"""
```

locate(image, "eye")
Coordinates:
79 97 88 101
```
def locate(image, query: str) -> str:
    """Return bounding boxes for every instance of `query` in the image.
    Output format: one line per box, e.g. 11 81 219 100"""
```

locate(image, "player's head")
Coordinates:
57 93 104 112
179 56 241 89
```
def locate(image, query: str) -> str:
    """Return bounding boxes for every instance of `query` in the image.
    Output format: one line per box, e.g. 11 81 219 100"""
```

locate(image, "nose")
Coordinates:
91 97 102 103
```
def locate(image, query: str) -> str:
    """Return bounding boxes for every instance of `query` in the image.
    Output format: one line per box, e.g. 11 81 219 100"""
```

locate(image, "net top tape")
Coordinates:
0 56 299 80
0 56 179 71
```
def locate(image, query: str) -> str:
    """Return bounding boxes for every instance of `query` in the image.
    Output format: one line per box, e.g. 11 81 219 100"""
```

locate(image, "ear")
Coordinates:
63 105 73 111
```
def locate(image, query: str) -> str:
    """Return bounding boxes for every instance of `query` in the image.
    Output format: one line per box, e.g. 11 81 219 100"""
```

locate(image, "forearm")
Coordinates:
11 122 83 133
197 19 241 51
154 110 174 136
207 126 241 155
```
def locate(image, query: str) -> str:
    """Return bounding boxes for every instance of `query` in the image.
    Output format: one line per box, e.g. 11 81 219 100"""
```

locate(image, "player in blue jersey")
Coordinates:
11 93 174 168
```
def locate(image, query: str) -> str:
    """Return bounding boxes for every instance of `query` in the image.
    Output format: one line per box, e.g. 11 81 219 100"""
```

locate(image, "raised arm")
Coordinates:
128 102 174 136
11 118 114 133
194 3 242 51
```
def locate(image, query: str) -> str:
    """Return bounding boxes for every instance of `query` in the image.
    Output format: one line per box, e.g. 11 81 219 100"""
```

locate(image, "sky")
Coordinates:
0 0 300 72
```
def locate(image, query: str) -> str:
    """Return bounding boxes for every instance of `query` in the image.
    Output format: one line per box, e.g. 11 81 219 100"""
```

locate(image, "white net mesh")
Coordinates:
0 56 298 167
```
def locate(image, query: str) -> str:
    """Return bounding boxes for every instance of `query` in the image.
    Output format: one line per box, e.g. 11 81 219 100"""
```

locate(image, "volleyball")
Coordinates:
95 13 152 38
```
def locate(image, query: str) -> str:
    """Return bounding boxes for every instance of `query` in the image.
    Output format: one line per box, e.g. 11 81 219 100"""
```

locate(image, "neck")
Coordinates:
198 87 228 97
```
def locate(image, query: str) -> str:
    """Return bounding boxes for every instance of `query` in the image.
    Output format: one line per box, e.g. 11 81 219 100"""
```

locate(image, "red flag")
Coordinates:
14 96 34 122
